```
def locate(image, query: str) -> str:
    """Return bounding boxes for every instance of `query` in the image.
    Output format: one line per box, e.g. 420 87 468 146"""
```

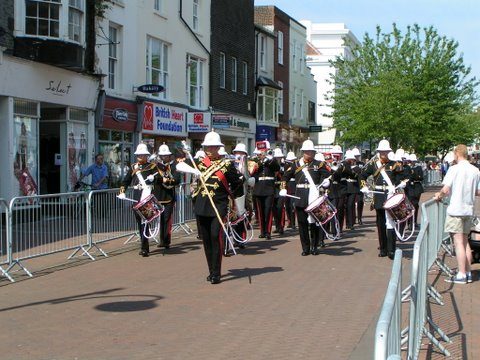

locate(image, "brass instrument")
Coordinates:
157 162 175 189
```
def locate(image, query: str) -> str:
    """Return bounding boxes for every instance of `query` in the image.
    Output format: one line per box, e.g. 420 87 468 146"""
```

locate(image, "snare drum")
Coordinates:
305 195 337 225
132 194 164 223
383 193 414 223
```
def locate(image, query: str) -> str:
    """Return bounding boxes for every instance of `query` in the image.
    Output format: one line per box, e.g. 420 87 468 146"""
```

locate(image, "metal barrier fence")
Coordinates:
0 183 197 282
374 198 453 359
374 249 403 360
406 199 451 359
423 170 442 187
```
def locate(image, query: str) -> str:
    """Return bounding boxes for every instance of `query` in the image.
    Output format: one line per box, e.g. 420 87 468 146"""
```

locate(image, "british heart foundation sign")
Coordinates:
142 102 187 137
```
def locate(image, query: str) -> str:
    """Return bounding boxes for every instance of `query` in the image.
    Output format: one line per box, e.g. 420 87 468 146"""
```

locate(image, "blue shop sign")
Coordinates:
256 125 276 141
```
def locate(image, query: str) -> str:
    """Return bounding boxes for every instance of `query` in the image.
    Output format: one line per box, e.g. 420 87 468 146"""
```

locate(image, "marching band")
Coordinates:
117 132 424 284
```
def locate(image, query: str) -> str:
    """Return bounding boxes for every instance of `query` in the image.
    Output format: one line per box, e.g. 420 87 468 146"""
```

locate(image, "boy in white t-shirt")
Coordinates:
434 144 480 284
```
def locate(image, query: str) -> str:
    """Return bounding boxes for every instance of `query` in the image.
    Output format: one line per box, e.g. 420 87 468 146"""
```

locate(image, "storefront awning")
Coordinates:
256 76 282 90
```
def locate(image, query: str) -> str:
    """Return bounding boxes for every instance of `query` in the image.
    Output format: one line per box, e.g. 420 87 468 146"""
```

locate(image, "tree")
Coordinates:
328 24 480 156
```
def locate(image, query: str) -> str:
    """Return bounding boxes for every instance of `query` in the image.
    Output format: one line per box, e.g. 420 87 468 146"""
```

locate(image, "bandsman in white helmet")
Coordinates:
350 147 365 224
359 139 405 259
280 140 330 256
343 150 359 231
406 153 424 226
153 143 181 249
284 151 298 229
273 147 286 235
329 145 348 237
176 131 244 284
119 143 161 257
251 140 280 239
231 143 251 247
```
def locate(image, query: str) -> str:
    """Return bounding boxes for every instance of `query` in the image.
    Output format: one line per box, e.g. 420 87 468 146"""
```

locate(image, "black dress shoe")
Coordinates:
319 241 326 248
388 252 395 260
301 251 310 256
206 275 212 282
139 250 149 257
210 276 221 284
278 229 284 235
311 249 320 255
266 233 271 240
378 251 387 257
358 219 363 225
259 234 266 238
273 229 279 233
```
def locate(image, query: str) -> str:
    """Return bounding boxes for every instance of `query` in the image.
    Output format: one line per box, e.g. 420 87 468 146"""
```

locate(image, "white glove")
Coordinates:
266 155 273 160
320 179 330 188
247 177 255 187
176 161 201 177
360 186 369 194
117 193 126 200
388 185 396 195
279 189 288 197
396 181 406 189
146 174 155 182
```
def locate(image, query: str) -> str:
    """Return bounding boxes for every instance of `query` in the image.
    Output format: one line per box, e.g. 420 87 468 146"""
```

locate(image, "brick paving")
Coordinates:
0 190 478 360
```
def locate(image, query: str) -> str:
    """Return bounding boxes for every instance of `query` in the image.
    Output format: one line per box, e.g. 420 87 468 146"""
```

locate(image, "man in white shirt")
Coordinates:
434 144 480 284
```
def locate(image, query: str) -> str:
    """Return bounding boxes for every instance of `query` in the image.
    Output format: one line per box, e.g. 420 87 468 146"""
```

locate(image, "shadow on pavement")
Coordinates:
94 295 164 312
222 266 284 283
150 240 202 256
320 240 362 256
236 239 290 256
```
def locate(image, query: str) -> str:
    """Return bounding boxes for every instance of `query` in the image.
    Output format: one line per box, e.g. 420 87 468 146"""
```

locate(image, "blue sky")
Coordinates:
255 0 479 83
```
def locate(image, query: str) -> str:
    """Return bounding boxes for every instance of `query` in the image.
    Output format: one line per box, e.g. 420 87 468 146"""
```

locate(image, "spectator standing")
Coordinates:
434 144 480 284
80 154 109 190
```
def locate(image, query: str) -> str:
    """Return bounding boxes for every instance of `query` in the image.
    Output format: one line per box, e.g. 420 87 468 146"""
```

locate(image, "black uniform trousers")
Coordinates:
159 202 175 246
331 195 346 234
197 215 224 277
134 213 150 253
296 207 320 252
273 196 285 232
375 209 396 256
346 193 356 228
255 195 274 236
356 193 364 223
285 196 296 228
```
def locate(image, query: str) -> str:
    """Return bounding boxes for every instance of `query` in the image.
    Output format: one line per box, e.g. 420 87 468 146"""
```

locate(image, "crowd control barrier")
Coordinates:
374 249 403 360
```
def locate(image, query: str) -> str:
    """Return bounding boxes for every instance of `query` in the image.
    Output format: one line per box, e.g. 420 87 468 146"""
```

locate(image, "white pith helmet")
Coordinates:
134 143 150 155
403 152 410 160
345 150 355 160
331 144 343 154
300 139 315 151
218 146 228 156
232 143 248 154
286 151 297 161
395 148 405 159
253 147 261 155
351 147 361 157
409 153 417 162
387 151 396 161
201 131 224 147
273 148 284 158
315 152 325 162
376 139 392 152
264 140 271 150
194 150 206 159
158 143 172 156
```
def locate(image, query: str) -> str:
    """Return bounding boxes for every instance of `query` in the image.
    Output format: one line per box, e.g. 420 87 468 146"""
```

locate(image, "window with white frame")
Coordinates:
231 57 237 92
300 90 304 120
260 35 266 70
257 87 278 124
292 40 297 71
146 36 169 99
292 87 297 118
68 0 83 42
277 81 283 114
108 24 119 90
242 61 248 95
300 47 305 74
219 52 226 89
154 0 162 12
25 0 61 38
187 55 204 108
193 0 199 30
277 31 284 65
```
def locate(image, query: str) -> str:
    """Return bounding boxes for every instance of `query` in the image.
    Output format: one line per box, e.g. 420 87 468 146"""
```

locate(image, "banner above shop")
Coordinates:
187 112 211 133
142 102 187 137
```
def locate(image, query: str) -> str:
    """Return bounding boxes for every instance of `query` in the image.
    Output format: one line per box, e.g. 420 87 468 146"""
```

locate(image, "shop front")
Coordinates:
212 114 256 154
98 96 139 188
256 124 278 148
0 54 99 200
140 100 188 158
187 111 211 154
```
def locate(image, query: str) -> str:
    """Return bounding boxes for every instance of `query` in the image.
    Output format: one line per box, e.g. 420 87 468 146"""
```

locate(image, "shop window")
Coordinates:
98 129 133 188
146 36 169 99
67 123 88 191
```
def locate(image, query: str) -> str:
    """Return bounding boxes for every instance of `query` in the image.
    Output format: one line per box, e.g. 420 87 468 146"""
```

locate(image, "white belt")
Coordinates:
296 184 311 188
259 176 275 181
340 178 347 181
375 185 388 191
346 179 357 183
133 184 152 190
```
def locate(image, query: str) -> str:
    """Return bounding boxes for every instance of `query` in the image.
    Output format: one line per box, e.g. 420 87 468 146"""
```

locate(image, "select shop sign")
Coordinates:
142 102 187 137
187 112 211 133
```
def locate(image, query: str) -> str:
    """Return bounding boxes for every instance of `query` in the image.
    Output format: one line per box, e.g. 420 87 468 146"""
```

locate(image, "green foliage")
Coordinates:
94 0 113 19
328 24 479 156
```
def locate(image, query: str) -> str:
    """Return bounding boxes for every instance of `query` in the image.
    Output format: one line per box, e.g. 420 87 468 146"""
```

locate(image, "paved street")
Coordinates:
0 191 478 359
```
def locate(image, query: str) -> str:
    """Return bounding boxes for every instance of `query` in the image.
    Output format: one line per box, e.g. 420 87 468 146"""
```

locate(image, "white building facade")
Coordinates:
300 21 359 146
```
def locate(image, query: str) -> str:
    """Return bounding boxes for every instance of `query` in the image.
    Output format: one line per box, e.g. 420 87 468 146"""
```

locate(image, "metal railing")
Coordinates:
0 183 197 282
374 249 403 360
423 170 442 187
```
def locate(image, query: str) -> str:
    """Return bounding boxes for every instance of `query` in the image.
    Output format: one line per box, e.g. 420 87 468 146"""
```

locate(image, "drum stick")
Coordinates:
284 194 301 200
117 195 138 203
